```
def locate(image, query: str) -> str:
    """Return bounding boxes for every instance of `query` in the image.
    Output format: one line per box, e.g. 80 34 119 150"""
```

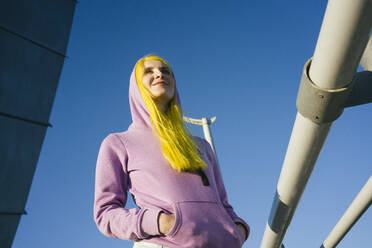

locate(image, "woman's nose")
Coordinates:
154 69 162 78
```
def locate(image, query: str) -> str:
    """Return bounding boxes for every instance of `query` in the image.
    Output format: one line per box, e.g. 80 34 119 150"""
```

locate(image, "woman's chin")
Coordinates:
153 94 174 106
152 91 174 101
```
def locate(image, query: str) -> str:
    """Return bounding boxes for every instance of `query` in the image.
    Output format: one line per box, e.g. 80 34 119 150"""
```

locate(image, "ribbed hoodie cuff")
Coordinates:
139 208 162 237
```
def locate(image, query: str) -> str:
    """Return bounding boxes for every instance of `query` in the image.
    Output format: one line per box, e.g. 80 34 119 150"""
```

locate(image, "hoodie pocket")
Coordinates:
165 201 242 248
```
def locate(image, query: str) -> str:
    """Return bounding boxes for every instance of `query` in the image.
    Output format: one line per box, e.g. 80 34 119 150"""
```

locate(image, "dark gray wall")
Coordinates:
0 1 76 247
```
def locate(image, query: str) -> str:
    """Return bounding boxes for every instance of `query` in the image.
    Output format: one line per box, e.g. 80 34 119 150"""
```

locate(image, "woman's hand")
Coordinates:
158 212 175 234
236 222 247 240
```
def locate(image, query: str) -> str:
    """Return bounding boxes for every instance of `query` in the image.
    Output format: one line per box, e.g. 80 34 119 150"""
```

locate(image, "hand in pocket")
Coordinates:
158 212 175 235
235 222 247 241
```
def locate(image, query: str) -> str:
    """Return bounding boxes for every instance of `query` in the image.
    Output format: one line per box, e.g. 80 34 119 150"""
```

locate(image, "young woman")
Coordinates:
94 55 249 248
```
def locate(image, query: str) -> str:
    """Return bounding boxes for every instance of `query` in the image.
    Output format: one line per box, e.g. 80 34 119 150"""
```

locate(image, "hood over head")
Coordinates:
128 62 182 129
127 56 206 172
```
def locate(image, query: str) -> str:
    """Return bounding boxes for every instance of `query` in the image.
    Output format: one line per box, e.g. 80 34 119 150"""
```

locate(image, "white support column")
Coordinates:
260 1 372 247
310 0 372 89
201 117 217 154
183 115 217 154
360 35 372 71
321 176 372 248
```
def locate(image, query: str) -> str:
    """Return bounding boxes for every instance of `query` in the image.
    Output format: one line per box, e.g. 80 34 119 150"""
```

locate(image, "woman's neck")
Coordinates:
154 99 169 114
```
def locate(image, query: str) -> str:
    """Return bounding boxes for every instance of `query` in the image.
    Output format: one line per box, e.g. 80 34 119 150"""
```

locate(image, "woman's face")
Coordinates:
142 60 175 105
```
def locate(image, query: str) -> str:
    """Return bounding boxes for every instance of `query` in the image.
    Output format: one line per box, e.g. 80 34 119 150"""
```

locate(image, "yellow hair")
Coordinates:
135 55 207 172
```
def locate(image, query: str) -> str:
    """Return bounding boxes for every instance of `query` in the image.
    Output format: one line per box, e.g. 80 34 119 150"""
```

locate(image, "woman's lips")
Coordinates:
152 81 168 86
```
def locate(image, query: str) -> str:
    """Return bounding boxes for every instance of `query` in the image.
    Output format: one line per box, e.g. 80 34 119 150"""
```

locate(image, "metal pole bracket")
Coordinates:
296 58 353 124
344 71 372 108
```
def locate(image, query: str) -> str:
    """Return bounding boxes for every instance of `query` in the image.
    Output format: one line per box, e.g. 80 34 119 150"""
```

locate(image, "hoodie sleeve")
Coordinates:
94 134 162 241
202 138 250 240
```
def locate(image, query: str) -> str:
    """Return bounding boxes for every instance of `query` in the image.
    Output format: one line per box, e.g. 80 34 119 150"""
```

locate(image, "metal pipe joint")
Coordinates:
296 58 354 124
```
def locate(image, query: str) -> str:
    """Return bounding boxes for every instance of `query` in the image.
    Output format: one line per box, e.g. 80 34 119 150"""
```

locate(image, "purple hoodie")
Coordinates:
94 66 250 248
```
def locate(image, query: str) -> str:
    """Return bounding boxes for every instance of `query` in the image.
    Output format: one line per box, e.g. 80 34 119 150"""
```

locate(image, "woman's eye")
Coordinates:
144 69 152 74
161 68 170 74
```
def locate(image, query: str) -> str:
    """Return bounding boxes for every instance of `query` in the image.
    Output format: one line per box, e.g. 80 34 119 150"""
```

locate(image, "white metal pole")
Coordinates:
261 114 332 248
201 117 216 154
360 35 372 71
321 176 372 248
183 116 217 155
310 0 372 89
260 1 372 247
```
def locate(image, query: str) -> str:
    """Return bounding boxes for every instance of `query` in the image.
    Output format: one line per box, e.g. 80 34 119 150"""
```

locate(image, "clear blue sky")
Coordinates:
13 1 372 247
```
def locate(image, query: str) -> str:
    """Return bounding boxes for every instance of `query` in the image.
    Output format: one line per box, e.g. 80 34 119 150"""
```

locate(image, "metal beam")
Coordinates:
183 116 217 154
344 71 372 108
260 1 372 247
320 176 372 248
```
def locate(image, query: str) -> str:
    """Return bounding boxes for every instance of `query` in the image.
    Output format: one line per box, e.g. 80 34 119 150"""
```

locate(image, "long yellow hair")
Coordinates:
135 55 207 172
